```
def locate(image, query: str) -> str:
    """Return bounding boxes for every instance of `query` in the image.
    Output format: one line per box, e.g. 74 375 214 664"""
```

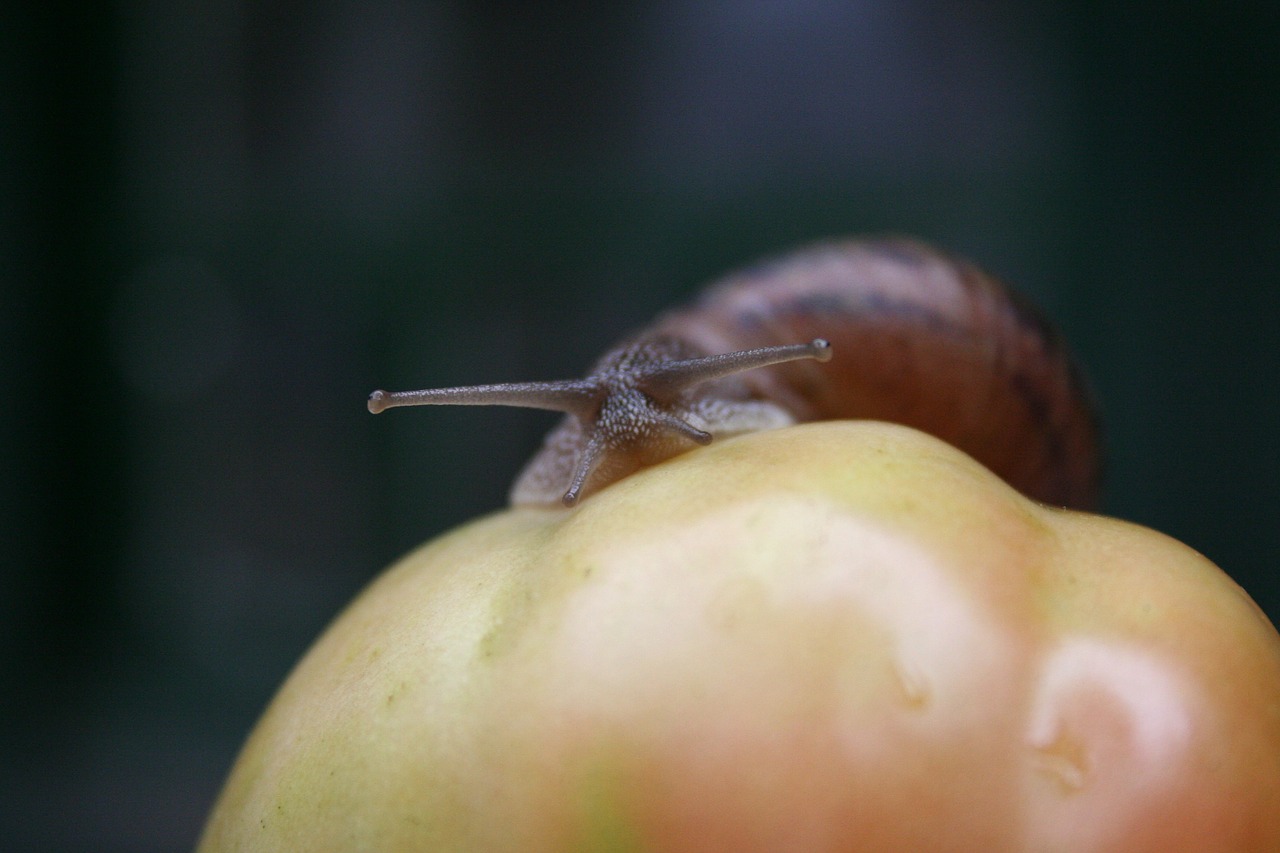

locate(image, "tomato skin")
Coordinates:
198 422 1280 853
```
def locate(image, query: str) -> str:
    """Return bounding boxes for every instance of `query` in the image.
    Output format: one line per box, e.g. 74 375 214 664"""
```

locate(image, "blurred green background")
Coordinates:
4 2 1278 850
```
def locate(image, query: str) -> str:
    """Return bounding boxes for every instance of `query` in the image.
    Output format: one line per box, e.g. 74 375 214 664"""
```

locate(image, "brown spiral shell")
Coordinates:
652 236 1102 510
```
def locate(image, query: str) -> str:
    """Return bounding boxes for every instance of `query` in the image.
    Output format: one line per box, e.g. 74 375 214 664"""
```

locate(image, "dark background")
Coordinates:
4 2 1278 850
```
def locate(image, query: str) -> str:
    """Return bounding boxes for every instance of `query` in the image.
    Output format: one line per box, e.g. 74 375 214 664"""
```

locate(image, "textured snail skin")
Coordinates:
652 237 1102 510
507 336 830 507
373 235 1101 510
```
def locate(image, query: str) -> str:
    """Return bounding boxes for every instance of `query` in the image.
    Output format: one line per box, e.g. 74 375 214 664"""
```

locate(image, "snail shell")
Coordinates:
654 237 1102 510
369 236 1101 511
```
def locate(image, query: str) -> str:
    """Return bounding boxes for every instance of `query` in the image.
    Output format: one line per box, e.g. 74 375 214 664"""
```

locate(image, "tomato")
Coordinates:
198 422 1280 852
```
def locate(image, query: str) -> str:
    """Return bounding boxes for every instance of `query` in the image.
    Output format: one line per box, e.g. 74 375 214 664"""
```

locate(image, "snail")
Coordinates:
368 236 1102 510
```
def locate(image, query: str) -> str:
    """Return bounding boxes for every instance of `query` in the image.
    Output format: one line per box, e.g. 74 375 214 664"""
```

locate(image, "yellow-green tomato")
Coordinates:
198 422 1280 852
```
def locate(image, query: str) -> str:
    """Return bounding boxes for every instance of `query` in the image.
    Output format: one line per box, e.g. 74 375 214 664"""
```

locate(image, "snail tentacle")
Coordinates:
369 236 1101 510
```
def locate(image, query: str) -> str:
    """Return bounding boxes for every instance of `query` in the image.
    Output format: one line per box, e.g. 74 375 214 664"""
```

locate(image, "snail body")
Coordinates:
369 236 1101 510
